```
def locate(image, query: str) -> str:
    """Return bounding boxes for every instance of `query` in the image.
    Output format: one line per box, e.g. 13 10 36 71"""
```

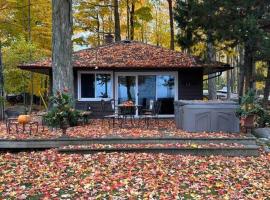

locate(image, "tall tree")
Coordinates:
167 0 174 50
126 0 130 39
263 61 270 107
174 0 225 100
219 0 270 97
0 41 4 119
114 0 121 41
52 0 74 96
28 0 35 113
207 40 217 100
130 0 135 40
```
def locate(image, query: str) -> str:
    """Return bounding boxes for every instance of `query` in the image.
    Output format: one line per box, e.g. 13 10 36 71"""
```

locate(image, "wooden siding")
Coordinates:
178 69 203 100
75 101 113 118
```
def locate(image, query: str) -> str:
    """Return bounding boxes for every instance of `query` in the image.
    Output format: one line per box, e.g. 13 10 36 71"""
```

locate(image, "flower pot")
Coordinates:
241 114 255 129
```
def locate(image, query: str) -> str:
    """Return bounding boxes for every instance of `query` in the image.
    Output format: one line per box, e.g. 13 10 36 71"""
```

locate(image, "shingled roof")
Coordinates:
18 40 230 74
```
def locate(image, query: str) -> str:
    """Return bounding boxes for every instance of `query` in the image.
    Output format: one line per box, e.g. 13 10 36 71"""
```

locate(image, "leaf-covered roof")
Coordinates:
18 41 230 74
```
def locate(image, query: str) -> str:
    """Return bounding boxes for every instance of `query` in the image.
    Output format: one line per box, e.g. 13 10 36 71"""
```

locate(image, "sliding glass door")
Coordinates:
116 72 177 116
117 76 136 104
138 75 156 110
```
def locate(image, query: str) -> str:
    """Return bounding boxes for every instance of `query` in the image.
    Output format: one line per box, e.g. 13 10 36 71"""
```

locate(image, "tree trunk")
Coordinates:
0 41 4 120
141 20 144 42
130 1 135 40
52 0 74 97
126 0 130 39
28 0 34 113
155 6 159 46
114 0 121 41
97 13 100 46
263 61 270 108
244 44 254 94
206 38 217 100
238 46 245 101
167 0 174 50
226 57 231 100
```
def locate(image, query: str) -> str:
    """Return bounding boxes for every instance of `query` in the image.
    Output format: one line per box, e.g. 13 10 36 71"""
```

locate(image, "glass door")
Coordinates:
138 75 156 112
117 75 136 104
116 72 177 116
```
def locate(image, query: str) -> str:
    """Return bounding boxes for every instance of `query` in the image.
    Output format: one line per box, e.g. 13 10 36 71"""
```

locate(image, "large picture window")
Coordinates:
79 72 112 100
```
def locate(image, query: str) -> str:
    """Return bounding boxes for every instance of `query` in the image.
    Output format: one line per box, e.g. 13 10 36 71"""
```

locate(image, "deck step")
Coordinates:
0 137 257 149
58 145 260 157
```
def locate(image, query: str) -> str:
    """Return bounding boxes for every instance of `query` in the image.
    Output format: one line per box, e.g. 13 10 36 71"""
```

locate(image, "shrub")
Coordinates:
236 90 270 127
43 91 80 135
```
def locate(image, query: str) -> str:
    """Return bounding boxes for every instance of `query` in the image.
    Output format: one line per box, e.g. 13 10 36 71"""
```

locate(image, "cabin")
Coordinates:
18 40 231 117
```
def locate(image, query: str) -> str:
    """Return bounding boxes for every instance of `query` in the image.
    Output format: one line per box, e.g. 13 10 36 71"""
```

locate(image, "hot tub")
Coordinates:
174 100 240 133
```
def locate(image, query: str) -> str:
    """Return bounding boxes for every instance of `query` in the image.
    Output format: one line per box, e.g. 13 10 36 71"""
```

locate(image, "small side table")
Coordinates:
6 119 39 134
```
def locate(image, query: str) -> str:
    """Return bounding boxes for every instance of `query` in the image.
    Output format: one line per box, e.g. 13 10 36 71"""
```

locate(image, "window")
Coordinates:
81 74 95 98
156 75 175 98
79 72 112 100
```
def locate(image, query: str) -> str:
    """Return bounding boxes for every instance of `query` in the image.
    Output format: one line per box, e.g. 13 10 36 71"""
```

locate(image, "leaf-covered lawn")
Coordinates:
0 119 248 139
62 143 245 150
0 150 269 199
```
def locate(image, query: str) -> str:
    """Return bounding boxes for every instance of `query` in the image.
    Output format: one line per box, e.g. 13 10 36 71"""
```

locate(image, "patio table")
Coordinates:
116 104 142 127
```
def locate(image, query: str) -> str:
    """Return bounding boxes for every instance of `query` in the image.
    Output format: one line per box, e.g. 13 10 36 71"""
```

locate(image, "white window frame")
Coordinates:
77 71 113 101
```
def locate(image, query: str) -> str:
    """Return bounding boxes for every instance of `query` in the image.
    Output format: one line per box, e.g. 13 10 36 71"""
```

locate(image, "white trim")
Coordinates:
77 71 114 101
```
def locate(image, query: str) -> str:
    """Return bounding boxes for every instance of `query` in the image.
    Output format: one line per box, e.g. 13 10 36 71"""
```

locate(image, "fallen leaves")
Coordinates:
0 119 249 140
62 143 245 150
0 150 269 199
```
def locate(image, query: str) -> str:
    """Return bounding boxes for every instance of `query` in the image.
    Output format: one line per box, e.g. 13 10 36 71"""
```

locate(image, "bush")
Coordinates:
43 91 80 134
236 90 270 127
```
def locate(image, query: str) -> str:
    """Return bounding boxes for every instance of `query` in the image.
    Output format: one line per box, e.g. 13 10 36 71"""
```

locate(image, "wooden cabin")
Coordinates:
19 40 231 117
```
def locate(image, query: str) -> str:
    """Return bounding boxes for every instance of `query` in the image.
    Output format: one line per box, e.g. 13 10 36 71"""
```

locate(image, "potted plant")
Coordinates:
236 90 264 129
43 91 80 136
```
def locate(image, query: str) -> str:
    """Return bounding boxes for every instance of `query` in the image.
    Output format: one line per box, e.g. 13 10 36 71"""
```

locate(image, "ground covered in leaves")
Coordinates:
62 143 245 150
0 150 269 199
0 119 248 139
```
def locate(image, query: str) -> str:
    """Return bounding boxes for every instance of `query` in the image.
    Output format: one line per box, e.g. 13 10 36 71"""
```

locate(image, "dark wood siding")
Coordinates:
178 69 203 100
75 101 113 118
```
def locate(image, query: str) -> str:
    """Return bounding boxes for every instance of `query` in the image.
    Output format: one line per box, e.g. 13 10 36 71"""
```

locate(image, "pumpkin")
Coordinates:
18 115 31 124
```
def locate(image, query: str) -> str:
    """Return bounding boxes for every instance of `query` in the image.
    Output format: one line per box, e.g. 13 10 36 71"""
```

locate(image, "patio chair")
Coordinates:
140 99 155 115
118 104 137 128
5 106 27 133
141 100 162 128
101 99 118 128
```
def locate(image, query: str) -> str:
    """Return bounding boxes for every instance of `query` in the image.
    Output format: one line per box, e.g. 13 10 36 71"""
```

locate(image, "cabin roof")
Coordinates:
18 40 231 75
